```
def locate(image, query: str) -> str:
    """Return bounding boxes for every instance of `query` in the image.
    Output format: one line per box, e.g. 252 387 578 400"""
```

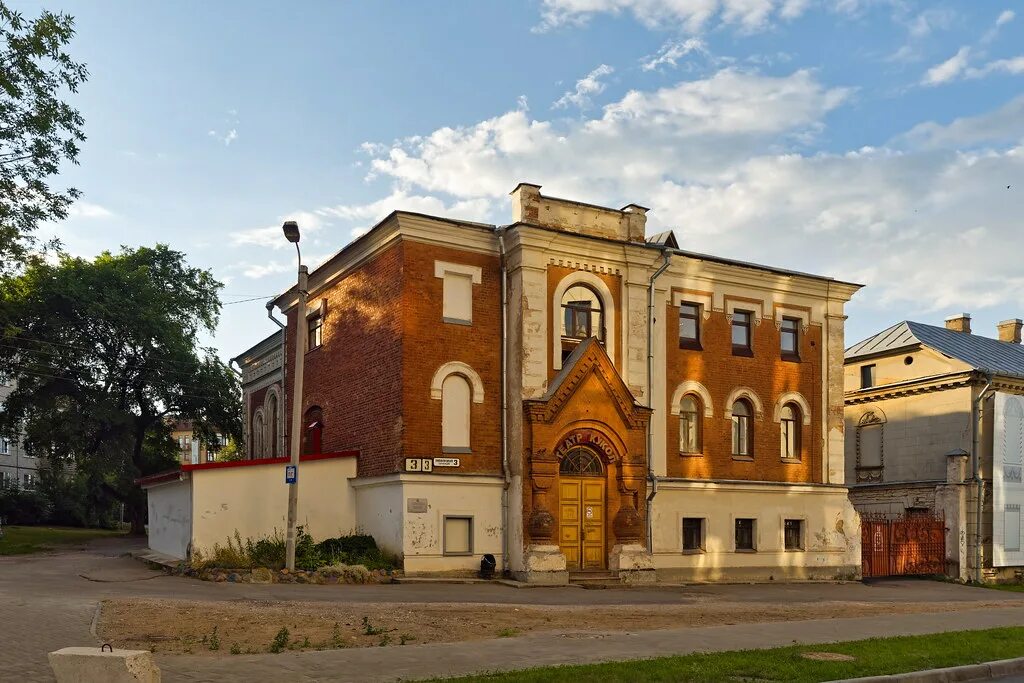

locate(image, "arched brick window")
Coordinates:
251 409 266 459
266 392 279 458
780 403 800 460
441 374 472 453
679 395 702 454
303 406 323 455
731 399 753 457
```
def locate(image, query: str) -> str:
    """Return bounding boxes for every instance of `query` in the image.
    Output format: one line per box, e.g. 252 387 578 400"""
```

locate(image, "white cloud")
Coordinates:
900 95 1024 149
906 8 955 38
966 56 1024 79
641 38 708 71
323 189 494 225
68 202 114 219
922 46 970 85
229 211 328 249
996 9 1015 27
240 261 291 279
553 64 615 110
209 129 238 146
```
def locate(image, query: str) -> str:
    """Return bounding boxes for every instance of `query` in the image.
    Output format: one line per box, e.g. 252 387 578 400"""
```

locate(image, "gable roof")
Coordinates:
846 320 1024 379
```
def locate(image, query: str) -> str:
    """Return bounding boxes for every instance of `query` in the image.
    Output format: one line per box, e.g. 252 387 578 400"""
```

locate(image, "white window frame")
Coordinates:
434 261 482 325
442 515 474 556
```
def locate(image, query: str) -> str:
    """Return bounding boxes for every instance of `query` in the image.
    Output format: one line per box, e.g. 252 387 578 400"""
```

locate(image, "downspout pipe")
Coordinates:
266 301 287 461
495 226 511 575
972 372 994 583
645 249 672 553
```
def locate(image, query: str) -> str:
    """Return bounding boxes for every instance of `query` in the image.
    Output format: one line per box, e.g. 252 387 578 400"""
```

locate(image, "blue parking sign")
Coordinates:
285 465 297 484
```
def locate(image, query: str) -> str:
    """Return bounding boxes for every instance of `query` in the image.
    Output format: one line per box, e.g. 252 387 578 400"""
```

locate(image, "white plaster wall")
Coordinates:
189 457 357 555
145 478 191 560
352 476 405 556
651 481 860 580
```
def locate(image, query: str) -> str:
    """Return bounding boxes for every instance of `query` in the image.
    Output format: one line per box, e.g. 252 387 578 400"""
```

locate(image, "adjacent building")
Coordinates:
844 314 1024 581
168 418 221 465
144 184 862 582
0 382 40 489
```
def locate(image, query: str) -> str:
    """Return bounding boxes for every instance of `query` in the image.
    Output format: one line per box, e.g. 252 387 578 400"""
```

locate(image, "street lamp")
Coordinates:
283 220 308 572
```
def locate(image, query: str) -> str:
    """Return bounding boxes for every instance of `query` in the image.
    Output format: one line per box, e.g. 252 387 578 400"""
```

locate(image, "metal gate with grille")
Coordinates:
861 512 946 578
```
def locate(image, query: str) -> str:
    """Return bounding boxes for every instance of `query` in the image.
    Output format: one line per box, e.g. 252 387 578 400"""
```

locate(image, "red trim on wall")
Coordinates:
180 450 358 472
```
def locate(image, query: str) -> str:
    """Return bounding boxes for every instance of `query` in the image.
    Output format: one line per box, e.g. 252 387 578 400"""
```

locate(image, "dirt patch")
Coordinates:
97 597 1016 656
800 652 857 661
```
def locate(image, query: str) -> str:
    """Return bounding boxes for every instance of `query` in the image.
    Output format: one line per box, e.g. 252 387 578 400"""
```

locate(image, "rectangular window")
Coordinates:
784 519 804 550
682 517 704 551
735 518 756 551
678 303 702 350
443 516 473 556
442 271 474 324
23 472 35 489
1006 505 1021 553
0 438 8 455
307 315 323 351
731 311 753 355
861 364 876 389
781 317 800 359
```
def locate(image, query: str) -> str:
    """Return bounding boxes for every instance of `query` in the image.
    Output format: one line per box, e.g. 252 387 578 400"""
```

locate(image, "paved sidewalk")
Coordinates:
156 606 1024 682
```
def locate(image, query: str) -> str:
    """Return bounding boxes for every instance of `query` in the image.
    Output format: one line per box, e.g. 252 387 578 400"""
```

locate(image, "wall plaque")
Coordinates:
407 498 428 513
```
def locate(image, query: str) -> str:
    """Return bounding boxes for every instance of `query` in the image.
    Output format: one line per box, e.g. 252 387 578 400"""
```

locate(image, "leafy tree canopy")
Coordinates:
0 245 241 532
0 1 87 271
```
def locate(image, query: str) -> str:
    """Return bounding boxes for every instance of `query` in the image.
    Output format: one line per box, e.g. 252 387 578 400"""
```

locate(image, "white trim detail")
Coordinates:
670 381 714 417
430 362 485 403
773 391 812 425
551 271 616 371
434 261 482 284
725 298 765 323
671 291 713 320
724 386 764 420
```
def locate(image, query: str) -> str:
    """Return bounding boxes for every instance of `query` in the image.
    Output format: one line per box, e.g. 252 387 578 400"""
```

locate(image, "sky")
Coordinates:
17 0 1024 359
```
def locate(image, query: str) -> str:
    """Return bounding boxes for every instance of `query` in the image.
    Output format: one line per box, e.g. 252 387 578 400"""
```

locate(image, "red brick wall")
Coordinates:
400 241 503 475
664 306 822 483
285 242 405 477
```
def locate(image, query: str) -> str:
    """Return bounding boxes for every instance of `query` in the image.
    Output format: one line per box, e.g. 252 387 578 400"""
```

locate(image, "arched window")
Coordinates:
731 399 753 457
267 393 279 458
441 374 472 452
559 447 603 476
561 284 605 344
303 406 323 455
252 410 265 459
780 403 800 460
680 395 702 454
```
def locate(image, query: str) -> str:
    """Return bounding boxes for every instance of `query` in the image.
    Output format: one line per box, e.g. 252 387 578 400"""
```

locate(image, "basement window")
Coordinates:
443 516 473 556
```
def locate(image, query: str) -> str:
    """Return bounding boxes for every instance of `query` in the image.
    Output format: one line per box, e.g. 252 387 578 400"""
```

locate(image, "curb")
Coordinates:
834 656 1024 682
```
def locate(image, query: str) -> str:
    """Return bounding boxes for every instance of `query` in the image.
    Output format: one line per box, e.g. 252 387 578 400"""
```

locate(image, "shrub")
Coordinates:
316 534 399 571
319 563 371 584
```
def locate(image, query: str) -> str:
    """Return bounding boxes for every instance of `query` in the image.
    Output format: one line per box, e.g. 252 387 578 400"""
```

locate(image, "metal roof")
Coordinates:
845 320 1024 378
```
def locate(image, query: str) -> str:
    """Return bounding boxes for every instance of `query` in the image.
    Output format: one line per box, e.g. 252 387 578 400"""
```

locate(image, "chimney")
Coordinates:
621 204 649 243
944 313 971 334
997 319 1023 344
510 182 542 224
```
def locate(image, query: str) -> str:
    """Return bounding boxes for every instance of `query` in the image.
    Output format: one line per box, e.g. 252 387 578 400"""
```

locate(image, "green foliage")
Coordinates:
0 525 124 555
229 643 241 655
361 616 390 636
217 439 244 462
0 245 242 532
193 528 398 573
0 480 51 524
316 534 399 570
269 627 290 654
0 1 88 270
207 626 220 651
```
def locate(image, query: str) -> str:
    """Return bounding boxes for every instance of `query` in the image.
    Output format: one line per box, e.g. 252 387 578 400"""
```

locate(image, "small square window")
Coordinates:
784 519 804 550
682 517 704 551
861 364 876 389
307 315 323 351
679 303 702 350
781 317 800 360
443 516 473 556
0 438 8 455
735 518 756 551
731 311 753 355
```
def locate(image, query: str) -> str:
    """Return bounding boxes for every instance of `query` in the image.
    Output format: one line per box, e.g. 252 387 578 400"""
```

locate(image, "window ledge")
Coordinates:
734 548 757 553
679 451 704 458
678 340 703 351
442 317 472 326
785 548 806 552
781 354 801 363
731 346 754 358
442 447 472 454
442 552 474 557
780 457 802 464
731 455 754 462
681 549 705 555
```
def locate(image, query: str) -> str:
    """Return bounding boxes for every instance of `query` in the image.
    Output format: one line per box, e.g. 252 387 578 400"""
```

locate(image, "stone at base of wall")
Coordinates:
517 544 569 584
49 647 160 683
654 563 861 583
610 543 656 584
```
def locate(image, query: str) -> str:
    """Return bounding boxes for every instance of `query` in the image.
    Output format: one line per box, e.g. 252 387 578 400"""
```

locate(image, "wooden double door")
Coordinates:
558 477 606 570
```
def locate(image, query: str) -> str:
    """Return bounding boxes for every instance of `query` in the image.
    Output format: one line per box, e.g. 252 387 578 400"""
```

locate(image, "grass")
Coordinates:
974 583 1024 593
439 627 1024 682
0 525 125 555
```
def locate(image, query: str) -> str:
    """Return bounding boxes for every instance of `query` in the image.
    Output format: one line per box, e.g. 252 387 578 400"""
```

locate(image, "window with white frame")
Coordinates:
0 437 9 455
679 395 702 454
443 516 473 555
435 262 482 325
441 374 472 453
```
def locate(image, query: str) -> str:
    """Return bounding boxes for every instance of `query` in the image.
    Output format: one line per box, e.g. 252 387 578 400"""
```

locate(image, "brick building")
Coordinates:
168 418 222 465
232 329 284 460
235 183 863 582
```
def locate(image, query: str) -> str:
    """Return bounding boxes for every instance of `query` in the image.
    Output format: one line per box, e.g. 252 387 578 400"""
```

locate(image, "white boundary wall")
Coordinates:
145 477 191 559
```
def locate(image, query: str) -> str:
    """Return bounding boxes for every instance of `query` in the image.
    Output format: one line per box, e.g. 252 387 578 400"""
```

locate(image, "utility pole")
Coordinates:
282 220 307 572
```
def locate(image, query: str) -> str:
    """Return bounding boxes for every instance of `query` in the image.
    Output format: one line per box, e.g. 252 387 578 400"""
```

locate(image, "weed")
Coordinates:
208 626 220 651
378 634 392 647
230 643 241 655
400 633 416 645
331 623 345 649
301 635 311 649
269 626 290 654
497 627 519 638
361 615 388 636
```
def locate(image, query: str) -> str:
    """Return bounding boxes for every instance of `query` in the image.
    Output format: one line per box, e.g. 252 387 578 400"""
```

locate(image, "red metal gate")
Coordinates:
861 512 946 578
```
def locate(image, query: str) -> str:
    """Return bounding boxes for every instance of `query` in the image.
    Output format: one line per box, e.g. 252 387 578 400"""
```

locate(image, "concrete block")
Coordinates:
49 647 160 683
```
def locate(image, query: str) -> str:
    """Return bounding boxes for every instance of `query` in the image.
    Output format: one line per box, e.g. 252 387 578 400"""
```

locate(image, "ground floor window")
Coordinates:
784 519 804 550
735 518 756 551
443 516 473 556
682 517 704 551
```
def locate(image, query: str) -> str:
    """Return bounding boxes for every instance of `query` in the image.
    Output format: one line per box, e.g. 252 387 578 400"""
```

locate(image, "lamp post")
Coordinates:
283 220 307 572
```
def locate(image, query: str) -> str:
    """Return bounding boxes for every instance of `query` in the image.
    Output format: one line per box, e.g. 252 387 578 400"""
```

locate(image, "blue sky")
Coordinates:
17 0 1024 357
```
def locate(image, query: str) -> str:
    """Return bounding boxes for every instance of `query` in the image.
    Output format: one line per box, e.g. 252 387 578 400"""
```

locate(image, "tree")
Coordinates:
0 245 241 533
0 2 87 271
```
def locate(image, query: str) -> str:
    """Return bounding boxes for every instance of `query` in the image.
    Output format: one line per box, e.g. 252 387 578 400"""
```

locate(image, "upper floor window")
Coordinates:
435 261 482 325
23 472 35 489
303 406 324 455
267 393 279 458
561 285 604 343
861 364 876 389
731 311 753 356
780 317 800 360
731 399 753 457
679 303 702 350
307 314 323 351
780 403 801 460
0 438 8 455
679 395 702 454
441 375 472 453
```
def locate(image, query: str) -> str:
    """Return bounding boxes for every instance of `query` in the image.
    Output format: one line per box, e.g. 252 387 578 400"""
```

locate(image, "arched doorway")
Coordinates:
558 446 606 570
